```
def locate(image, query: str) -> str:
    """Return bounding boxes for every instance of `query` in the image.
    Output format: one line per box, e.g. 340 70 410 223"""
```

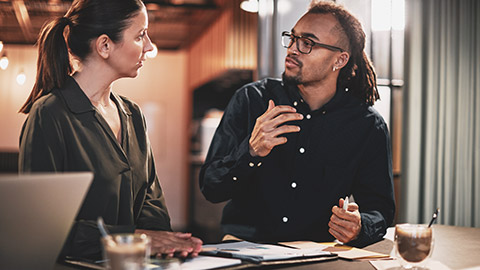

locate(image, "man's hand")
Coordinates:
328 198 362 243
135 229 203 258
249 100 303 157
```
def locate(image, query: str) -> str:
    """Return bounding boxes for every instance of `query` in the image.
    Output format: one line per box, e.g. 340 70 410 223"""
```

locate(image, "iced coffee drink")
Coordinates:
395 224 433 268
102 234 151 270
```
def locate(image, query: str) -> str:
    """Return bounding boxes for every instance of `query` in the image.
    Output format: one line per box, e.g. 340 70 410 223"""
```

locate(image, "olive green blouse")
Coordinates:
19 77 171 259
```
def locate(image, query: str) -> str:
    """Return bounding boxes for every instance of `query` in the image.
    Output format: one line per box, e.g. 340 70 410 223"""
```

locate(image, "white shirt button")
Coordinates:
293 101 298 106
306 114 311 119
291 182 297 188
257 162 262 167
233 176 238 181
345 88 349 92
282 216 288 223
299 147 305 154
249 162 255 167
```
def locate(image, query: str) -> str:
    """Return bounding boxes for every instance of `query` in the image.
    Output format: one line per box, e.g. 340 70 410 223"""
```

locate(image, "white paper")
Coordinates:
202 241 331 262
180 255 242 270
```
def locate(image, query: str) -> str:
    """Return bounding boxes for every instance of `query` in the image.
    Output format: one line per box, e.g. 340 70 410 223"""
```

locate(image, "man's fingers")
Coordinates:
271 124 301 137
267 100 275 111
270 112 303 128
261 105 297 122
347 202 359 212
332 205 360 223
329 220 356 242
329 228 349 243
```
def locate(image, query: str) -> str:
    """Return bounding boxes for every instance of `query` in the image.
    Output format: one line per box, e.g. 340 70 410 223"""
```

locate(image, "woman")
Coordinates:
18 0 202 260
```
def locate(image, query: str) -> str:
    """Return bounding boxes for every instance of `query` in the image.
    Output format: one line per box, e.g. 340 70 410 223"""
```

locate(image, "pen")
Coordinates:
343 196 349 211
334 196 350 245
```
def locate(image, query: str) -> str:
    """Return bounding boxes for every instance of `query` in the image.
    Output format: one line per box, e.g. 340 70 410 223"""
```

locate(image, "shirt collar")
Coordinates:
282 79 348 112
60 76 95 114
111 91 132 116
60 76 131 116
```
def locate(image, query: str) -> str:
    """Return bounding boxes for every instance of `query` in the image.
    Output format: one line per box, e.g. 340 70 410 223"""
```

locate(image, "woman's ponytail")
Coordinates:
19 0 144 114
19 17 72 114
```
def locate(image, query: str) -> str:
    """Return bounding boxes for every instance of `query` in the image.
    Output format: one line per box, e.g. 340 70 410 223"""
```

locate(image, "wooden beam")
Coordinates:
11 0 34 42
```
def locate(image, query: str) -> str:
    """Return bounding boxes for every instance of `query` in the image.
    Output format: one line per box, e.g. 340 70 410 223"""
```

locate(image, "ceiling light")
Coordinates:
0 54 9 70
16 70 26 85
240 0 258 13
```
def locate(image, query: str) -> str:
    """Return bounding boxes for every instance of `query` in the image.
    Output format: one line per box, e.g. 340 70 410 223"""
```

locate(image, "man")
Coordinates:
199 1 395 247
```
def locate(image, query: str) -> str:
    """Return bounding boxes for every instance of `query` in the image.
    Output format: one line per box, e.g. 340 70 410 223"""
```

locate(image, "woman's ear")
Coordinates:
95 34 112 59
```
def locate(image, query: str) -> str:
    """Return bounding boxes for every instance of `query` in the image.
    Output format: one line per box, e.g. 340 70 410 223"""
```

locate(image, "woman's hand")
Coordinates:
135 229 203 258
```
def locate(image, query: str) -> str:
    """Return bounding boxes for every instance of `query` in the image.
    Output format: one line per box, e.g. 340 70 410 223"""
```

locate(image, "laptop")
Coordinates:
0 172 93 270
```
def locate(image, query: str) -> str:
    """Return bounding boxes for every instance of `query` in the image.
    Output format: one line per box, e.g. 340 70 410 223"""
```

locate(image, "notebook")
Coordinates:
0 172 93 270
201 241 336 263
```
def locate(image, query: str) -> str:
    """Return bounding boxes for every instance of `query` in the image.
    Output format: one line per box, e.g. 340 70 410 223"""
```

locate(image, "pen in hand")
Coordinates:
333 196 349 245
343 196 349 211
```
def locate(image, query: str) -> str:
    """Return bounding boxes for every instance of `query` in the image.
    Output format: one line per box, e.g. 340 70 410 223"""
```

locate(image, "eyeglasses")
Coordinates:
281 31 344 54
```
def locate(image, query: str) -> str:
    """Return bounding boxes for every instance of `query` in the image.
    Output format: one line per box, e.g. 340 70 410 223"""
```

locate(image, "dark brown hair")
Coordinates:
308 0 379 105
19 0 144 114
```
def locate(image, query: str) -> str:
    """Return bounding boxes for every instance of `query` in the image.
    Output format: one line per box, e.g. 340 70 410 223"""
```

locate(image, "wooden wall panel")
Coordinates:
187 0 257 90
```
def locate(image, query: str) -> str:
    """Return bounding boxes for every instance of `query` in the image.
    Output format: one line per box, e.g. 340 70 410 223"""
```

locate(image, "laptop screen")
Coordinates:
0 172 93 270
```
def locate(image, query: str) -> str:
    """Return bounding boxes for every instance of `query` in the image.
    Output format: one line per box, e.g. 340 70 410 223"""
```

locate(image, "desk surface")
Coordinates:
55 225 480 270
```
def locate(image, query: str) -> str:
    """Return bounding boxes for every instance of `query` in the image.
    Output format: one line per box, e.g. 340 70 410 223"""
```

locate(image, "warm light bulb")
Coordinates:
146 43 158 58
16 71 26 85
240 0 258 13
0 56 8 70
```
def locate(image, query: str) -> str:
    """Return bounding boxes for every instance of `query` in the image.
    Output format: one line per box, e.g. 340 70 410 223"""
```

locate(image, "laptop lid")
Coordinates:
0 172 93 270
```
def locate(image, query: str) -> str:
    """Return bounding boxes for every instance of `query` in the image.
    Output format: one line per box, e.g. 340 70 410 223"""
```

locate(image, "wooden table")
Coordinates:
266 225 480 270
55 225 480 270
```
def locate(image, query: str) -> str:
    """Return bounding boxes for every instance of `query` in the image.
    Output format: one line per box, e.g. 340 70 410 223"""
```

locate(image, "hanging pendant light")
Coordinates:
0 52 9 70
16 69 27 85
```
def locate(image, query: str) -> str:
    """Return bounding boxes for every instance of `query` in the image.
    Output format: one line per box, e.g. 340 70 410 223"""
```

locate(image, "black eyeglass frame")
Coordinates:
281 31 345 54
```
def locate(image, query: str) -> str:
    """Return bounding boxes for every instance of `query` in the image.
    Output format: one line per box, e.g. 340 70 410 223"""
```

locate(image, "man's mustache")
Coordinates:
285 54 303 68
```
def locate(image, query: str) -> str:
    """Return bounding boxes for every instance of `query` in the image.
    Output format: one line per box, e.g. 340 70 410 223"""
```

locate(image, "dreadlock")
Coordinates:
308 0 379 106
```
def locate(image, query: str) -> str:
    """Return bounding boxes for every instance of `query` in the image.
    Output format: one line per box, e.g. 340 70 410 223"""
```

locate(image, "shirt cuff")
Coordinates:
228 138 264 183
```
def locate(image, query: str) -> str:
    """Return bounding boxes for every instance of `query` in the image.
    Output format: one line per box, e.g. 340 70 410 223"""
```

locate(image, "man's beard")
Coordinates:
282 71 302 85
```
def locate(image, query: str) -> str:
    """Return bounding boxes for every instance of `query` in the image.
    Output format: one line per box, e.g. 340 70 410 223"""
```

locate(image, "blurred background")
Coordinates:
0 0 478 243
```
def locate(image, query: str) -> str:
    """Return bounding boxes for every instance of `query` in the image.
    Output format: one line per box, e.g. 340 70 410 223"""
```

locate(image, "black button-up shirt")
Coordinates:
200 78 395 247
19 77 171 258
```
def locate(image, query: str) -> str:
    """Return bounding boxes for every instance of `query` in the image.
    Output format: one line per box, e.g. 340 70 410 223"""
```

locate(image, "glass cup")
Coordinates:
149 258 182 270
102 233 151 270
395 224 434 269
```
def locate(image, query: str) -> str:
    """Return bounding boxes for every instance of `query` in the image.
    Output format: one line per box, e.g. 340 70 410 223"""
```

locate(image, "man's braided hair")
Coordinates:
308 1 379 105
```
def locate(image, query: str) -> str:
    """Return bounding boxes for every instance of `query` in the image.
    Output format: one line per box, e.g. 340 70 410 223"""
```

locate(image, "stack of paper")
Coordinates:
201 241 334 263
179 256 242 270
280 241 390 260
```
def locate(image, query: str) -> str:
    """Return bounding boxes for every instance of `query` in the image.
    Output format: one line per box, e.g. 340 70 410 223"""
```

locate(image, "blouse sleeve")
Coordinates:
19 103 65 172
136 146 172 231
136 112 172 231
